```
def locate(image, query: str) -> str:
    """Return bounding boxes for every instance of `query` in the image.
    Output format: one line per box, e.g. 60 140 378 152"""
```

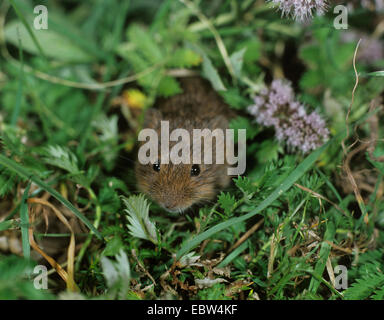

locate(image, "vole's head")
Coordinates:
134 109 230 213
135 161 219 213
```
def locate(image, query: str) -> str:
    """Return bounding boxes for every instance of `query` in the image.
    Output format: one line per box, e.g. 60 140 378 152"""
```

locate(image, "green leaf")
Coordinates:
4 21 93 62
300 45 319 67
42 145 91 186
42 145 80 174
241 40 261 63
299 70 322 89
0 255 53 299
366 143 384 175
255 140 280 163
9 0 106 60
202 54 226 91
220 88 252 110
168 49 201 68
102 236 124 257
127 24 164 64
344 272 384 300
218 192 236 216
157 76 183 97
99 186 121 213
234 176 255 196
101 249 131 296
186 43 226 91
373 286 384 300
117 47 163 90
7 0 45 58
332 42 355 67
123 194 158 244
0 169 19 197
92 114 120 171
229 48 246 78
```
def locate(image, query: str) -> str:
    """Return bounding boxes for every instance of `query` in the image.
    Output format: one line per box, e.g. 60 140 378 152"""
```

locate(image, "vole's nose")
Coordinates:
164 202 176 210
162 198 179 211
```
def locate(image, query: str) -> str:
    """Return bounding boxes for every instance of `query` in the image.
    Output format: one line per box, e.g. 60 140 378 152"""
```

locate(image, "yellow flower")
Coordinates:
123 89 147 109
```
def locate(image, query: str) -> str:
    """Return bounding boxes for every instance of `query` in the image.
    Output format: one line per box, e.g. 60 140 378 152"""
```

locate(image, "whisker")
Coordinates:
117 154 136 164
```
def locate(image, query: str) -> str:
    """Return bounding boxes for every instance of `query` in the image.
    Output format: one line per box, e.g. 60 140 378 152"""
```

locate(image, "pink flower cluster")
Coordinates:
247 79 330 154
268 0 328 21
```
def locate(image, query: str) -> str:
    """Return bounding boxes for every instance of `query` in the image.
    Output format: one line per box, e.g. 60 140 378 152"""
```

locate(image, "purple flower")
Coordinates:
268 0 328 21
247 79 329 154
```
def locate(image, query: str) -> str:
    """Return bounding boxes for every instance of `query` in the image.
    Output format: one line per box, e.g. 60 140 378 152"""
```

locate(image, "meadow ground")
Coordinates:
0 0 383 300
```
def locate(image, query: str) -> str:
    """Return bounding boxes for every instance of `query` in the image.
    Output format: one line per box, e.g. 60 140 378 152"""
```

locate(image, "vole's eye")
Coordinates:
153 163 161 172
191 164 200 177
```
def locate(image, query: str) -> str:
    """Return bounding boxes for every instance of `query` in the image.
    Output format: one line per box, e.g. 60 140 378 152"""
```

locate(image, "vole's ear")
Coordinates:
210 115 228 129
143 108 162 129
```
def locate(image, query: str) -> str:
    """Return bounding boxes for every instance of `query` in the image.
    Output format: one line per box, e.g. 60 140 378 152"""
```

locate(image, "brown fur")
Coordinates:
135 77 234 213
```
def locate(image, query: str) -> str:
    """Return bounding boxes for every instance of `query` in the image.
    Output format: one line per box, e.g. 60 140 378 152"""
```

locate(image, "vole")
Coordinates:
135 77 234 213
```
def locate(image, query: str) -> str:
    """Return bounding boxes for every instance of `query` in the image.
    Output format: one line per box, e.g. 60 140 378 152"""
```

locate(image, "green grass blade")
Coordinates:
308 221 335 293
0 154 103 240
8 0 46 58
217 241 248 268
315 168 342 203
0 220 16 231
176 137 334 259
365 71 384 77
20 182 31 259
11 28 24 126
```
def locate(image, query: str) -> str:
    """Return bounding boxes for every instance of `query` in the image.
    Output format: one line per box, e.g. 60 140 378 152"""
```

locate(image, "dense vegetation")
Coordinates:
0 0 383 300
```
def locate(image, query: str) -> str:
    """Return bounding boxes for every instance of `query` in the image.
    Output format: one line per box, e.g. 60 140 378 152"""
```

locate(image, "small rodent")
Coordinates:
135 77 234 213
